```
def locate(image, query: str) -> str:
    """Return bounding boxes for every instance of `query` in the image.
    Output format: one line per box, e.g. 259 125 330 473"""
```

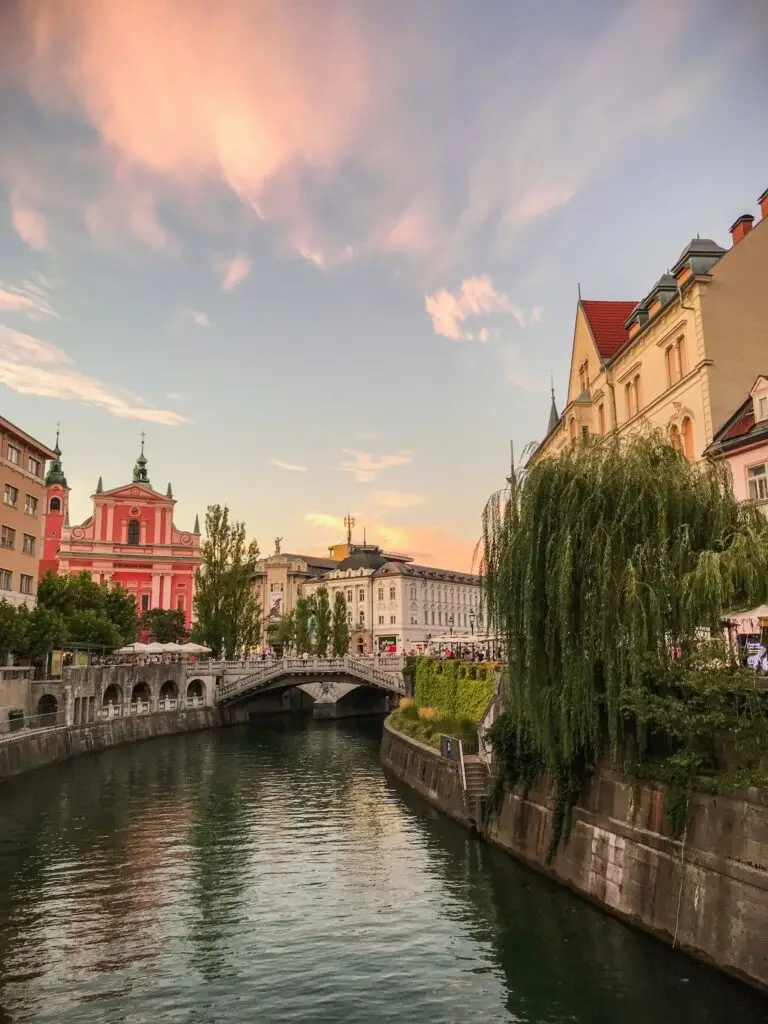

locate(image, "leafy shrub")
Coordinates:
413 657 496 721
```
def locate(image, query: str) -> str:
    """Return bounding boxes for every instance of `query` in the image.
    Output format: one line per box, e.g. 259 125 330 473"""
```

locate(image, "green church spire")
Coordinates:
45 425 68 487
132 432 151 487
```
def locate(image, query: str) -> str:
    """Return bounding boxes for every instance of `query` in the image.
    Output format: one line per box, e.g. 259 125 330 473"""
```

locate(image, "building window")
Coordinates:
347 611 353 624
757 396 768 422
7 444 20 466
141 594 150 611
464 613 467 627
625 377 641 419
378 587 384 600
177 596 185 612
0 526 15 549
0 569 11 590
431 610 435 624
569 418 576 444
681 417 694 461
668 424 682 452
665 337 687 386
347 588 353 602
127 518 140 544
22 534 35 556
389 586 396 600
438 611 442 625
19 574 33 595
359 611 365 625
4 484 18 507
410 615 418 625
358 588 365 602
597 403 605 435
747 464 768 502
390 615 396 624
378 615 384 624
49 496 61 512
581 425 589 441
409 585 416 600
29 456 42 476
24 494 38 516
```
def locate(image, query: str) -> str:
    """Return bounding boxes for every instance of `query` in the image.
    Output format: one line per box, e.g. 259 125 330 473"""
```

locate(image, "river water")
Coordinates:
0 719 765 1024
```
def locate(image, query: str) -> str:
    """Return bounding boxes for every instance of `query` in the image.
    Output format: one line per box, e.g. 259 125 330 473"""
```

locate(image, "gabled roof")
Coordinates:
96 482 173 502
581 300 636 361
706 380 768 457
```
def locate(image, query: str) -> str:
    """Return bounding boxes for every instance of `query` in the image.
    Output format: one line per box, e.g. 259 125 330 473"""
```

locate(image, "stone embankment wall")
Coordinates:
0 708 219 782
381 720 768 993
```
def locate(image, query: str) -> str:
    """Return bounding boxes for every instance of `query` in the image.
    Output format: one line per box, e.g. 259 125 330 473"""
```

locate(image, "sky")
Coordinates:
1 0 767 570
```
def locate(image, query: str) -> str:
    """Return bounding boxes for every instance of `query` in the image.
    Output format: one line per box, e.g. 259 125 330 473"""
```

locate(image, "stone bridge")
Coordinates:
212 656 408 712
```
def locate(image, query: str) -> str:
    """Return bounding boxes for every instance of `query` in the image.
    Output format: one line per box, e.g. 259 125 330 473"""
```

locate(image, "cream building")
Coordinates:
252 540 339 647
533 186 768 464
0 416 55 608
301 543 483 653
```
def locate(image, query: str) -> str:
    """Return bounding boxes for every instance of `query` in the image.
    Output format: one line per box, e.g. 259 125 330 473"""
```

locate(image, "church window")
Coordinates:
141 594 150 611
49 496 61 512
177 596 185 612
127 518 140 545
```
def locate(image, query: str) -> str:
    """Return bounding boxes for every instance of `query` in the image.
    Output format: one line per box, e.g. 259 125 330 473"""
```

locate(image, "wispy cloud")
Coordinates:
373 490 425 509
270 458 307 473
0 325 188 425
0 278 57 319
425 276 538 341
10 193 48 250
221 256 251 293
185 309 209 328
340 449 412 483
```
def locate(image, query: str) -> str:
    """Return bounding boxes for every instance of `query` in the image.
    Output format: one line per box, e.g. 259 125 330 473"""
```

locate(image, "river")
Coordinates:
0 719 765 1023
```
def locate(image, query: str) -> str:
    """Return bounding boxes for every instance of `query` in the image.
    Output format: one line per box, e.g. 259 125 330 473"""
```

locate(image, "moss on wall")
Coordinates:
413 657 496 721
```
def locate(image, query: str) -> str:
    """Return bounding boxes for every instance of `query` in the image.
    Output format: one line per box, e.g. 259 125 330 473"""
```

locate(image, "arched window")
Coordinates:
669 424 682 452
569 418 576 444
681 417 694 461
49 496 61 512
127 518 140 545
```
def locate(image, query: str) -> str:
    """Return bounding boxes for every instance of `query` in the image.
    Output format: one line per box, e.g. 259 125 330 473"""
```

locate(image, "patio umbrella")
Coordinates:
161 642 185 652
117 642 149 654
144 642 168 653
179 642 212 654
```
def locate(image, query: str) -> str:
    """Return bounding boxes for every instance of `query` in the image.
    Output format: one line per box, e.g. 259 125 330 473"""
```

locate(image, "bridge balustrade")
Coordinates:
215 655 407 704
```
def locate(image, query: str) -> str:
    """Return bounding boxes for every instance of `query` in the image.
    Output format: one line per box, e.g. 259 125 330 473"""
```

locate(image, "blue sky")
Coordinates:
1 0 767 568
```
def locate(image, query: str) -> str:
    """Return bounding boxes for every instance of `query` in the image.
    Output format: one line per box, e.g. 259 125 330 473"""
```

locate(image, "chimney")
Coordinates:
759 188 768 221
729 214 754 245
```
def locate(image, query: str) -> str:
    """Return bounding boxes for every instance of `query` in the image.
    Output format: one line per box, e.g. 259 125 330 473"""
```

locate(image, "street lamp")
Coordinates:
449 614 454 636
469 609 475 635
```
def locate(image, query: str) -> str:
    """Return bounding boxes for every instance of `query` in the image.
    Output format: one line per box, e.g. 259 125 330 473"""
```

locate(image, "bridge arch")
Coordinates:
37 694 58 727
102 683 122 707
160 680 178 700
187 678 206 703
131 681 151 705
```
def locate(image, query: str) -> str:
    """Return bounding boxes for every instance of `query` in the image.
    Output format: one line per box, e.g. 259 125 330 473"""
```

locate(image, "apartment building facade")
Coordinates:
533 186 768 464
0 416 56 608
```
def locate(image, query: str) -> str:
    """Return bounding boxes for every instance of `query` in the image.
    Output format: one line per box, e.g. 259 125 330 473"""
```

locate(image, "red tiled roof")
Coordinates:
581 300 636 361
721 407 755 442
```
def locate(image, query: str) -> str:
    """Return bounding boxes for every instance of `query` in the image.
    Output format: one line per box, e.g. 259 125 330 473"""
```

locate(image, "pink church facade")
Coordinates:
41 439 201 629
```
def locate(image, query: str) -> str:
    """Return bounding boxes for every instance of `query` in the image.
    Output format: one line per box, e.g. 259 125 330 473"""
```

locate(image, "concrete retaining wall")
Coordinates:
381 720 768 993
0 707 220 782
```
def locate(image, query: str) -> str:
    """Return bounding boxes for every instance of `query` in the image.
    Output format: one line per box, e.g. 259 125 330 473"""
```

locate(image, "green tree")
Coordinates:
273 610 295 650
331 590 350 656
193 504 261 659
68 609 122 646
16 605 68 663
141 608 187 643
105 585 139 643
313 587 332 656
0 600 24 660
294 596 312 654
482 433 768 856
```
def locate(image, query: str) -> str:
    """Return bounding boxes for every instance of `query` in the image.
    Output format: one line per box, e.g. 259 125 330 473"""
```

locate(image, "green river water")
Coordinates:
0 718 765 1023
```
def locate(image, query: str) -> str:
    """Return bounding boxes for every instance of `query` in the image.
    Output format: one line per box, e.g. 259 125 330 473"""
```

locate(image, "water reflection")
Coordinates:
0 719 764 1023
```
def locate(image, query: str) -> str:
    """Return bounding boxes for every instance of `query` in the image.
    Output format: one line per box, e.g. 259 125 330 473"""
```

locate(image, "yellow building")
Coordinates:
533 187 768 464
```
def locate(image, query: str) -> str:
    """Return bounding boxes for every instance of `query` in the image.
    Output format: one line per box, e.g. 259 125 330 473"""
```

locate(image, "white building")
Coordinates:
302 543 484 653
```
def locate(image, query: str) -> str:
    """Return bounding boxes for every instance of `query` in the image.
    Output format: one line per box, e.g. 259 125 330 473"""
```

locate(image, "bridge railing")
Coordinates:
215 655 407 702
201 654 405 676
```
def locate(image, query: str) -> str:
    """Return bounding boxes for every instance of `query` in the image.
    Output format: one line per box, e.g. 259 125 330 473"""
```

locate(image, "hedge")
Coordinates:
412 657 496 721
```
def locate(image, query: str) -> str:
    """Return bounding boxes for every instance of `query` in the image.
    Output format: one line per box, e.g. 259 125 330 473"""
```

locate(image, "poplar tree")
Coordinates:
294 596 312 654
313 586 332 656
331 590 350 656
193 504 261 659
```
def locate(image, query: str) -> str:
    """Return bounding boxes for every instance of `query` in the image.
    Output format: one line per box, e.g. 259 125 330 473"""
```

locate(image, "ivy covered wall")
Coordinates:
413 657 496 721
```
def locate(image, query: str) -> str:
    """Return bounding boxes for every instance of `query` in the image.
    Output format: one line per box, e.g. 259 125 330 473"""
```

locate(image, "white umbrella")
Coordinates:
161 642 184 652
179 642 212 654
144 641 168 653
118 642 149 654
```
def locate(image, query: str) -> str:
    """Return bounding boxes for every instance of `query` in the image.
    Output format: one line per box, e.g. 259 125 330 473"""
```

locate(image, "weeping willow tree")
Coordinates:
482 433 768 853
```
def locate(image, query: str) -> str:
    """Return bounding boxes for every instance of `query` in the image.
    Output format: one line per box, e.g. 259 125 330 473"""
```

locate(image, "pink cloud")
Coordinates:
11 194 48 250
221 255 251 293
425 275 537 341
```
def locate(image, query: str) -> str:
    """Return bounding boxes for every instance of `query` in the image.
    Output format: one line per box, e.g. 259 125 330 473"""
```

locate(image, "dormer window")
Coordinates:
756 395 768 423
